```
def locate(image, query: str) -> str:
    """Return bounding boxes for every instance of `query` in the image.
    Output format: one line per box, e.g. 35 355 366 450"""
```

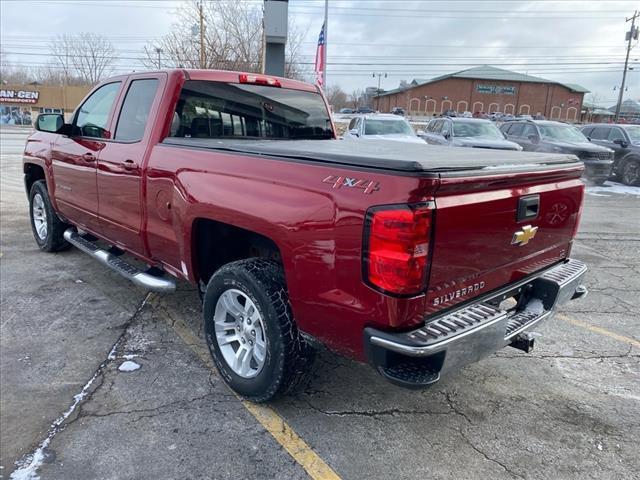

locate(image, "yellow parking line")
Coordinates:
149 296 341 480
558 313 640 348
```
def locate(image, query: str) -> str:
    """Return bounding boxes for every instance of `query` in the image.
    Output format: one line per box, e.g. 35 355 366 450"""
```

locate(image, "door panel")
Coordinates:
51 81 122 232
97 77 161 255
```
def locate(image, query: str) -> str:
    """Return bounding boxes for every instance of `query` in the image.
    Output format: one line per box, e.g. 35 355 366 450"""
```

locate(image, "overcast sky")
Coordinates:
1 0 638 106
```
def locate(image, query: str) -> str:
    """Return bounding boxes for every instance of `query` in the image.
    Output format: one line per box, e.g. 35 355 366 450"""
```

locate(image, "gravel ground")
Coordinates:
1 127 638 480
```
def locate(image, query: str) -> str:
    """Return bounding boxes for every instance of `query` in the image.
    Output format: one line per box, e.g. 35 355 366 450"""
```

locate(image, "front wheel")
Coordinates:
203 258 314 402
29 180 70 252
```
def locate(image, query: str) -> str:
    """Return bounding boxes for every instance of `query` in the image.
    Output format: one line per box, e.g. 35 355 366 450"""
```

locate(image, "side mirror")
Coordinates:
613 138 628 148
35 114 68 134
528 134 539 144
442 132 450 139
349 128 359 137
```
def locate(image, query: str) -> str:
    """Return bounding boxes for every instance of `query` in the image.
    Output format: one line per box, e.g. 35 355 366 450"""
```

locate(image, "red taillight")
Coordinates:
363 205 432 296
238 74 281 87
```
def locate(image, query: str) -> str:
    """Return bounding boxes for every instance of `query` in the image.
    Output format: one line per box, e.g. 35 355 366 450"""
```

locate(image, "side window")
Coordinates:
590 127 610 140
433 120 443 133
509 123 525 136
348 118 357 130
581 127 594 138
442 121 451 136
75 82 121 138
114 79 159 142
609 128 625 142
522 124 537 137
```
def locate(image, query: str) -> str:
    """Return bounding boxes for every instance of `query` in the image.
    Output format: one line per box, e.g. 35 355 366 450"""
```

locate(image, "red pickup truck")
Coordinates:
24 69 588 401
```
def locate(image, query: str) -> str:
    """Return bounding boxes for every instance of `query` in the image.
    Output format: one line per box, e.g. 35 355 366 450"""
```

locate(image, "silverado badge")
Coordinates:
512 225 538 246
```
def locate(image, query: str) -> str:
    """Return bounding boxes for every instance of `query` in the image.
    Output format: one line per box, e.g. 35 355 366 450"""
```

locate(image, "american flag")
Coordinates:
314 23 325 88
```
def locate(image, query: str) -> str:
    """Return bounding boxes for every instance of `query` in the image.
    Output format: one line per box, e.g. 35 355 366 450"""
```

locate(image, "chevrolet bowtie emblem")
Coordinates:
512 225 538 246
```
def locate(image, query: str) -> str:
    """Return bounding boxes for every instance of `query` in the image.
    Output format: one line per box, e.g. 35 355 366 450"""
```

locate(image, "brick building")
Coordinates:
375 65 589 122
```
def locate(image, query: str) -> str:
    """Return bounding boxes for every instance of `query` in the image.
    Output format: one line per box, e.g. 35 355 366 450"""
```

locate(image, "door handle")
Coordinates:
82 153 96 162
121 159 139 171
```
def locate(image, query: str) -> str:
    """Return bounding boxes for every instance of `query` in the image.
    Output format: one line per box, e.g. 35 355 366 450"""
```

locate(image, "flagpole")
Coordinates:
323 0 328 88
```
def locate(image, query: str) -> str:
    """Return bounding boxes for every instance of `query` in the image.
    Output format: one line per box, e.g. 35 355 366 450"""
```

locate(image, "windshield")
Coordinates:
171 80 333 140
452 121 504 139
625 126 640 143
538 124 587 142
364 119 413 135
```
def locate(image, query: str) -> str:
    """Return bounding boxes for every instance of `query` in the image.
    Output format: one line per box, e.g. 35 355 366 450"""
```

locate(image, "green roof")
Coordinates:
378 65 589 96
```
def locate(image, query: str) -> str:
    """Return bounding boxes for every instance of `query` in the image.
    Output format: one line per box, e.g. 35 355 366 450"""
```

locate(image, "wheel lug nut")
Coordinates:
249 340 253 346
251 330 256 336
241 338 246 344
246 319 252 325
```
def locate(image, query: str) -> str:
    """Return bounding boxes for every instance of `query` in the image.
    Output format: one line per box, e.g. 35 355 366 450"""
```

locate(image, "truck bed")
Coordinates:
162 137 581 175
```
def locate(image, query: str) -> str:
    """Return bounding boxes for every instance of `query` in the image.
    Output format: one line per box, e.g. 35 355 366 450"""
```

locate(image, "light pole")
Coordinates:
155 47 163 69
615 10 639 122
373 72 387 112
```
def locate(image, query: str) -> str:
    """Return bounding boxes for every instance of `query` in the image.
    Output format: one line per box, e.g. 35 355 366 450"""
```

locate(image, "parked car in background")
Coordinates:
516 114 533 121
390 107 405 116
339 108 355 114
442 109 457 117
488 112 503 121
460 111 473 118
419 117 522 150
343 114 426 144
501 120 614 184
581 124 640 186
356 106 375 114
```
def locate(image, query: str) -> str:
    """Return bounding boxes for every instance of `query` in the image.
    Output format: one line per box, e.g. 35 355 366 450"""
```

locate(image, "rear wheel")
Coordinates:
621 159 640 186
29 180 70 252
203 258 314 402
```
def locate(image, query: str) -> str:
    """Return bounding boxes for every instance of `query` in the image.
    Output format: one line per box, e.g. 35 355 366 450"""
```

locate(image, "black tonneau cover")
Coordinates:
162 138 581 175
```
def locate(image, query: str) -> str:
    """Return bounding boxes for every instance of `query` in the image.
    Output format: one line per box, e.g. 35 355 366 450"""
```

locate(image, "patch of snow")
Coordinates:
586 181 640 197
167 444 177 451
122 354 139 360
596 443 603 451
10 364 103 480
118 360 140 372
74 279 83 284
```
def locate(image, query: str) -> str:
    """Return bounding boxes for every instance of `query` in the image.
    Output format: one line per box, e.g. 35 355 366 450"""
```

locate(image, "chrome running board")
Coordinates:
63 229 176 293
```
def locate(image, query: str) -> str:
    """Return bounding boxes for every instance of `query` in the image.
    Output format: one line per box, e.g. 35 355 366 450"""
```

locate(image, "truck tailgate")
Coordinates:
425 166 584 315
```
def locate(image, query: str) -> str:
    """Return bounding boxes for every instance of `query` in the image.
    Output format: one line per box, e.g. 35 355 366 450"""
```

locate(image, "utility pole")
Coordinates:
373 72 387 111
199 1 205 69
615 10 639 122
323 0 328 88
155 47 162 69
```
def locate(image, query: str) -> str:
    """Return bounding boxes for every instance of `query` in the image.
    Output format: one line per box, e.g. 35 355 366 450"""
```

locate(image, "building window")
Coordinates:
457 100 468 112
39 107 63 114
441 99 453 113
472 101 484 113
566 107 578 122
519 104 530 115
409 97 420 112
488 102 499 113
425 99 437 114
550 106 562 120
0 106 32 125
504 104 515 115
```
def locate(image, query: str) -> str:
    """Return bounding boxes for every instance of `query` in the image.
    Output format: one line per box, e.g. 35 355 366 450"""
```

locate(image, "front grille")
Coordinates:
579 151 612 161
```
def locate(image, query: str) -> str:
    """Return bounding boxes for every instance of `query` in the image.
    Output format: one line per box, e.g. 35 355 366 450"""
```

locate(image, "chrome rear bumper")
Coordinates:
364 259 587 388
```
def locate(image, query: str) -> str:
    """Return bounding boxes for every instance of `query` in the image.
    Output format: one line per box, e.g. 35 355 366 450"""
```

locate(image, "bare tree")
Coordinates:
325 85 348 110
349 89 364 109
142 0 305 78
50 33 116 85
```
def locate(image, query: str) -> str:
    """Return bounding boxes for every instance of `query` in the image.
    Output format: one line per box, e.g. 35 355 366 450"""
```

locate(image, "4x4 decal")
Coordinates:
322 175 380 194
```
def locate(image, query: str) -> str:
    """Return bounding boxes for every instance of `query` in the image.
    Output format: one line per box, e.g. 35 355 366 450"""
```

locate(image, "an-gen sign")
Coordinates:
0 89 40 104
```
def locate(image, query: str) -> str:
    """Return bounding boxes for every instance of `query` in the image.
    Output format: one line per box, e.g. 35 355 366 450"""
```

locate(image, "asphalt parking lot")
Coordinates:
1 127 639 480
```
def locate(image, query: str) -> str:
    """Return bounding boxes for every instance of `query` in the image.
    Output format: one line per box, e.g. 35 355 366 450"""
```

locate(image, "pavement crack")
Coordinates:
9 292 152 480
458 428 525 480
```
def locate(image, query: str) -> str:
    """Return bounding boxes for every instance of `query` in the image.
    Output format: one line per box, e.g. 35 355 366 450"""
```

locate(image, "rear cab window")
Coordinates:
115 79 159 142
170 80 333 140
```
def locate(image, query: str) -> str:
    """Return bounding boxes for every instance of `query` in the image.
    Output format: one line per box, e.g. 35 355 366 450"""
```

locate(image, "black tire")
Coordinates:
592 178 606 186
29 180 70 252
203 258 314 402
621 159 640 186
